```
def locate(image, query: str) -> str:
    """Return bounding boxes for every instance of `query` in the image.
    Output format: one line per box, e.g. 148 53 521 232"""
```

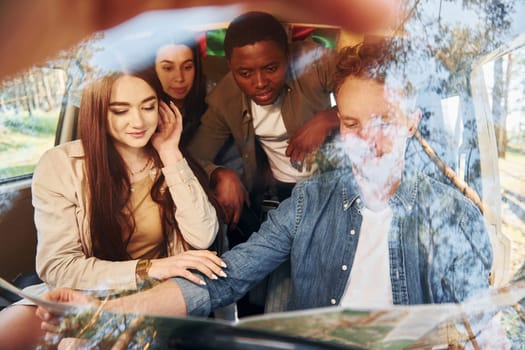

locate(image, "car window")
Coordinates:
0 67 66 183
472 36 525 282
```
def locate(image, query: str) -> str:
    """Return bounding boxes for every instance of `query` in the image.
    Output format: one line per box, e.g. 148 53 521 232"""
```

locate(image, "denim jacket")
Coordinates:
178 167 493 316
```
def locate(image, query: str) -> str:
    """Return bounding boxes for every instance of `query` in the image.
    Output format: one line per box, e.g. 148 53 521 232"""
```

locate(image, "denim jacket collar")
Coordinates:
390 169 419 213
340 171 362 212
340 167 417 213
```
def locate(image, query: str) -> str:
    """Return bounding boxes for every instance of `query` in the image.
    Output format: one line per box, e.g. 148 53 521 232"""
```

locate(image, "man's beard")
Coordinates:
343 135 407 207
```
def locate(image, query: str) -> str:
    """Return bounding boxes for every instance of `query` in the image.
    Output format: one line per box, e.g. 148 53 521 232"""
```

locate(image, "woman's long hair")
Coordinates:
154 34 207 147
78 70 222 261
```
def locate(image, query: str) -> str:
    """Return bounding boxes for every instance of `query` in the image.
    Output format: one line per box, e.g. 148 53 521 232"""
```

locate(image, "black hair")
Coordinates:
151 32 207 147
224 11 288 60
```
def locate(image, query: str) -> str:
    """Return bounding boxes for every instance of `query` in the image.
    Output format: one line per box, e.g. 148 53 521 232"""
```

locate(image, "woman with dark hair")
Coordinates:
0 69 226 349
153 34 207 147
153 32 243 197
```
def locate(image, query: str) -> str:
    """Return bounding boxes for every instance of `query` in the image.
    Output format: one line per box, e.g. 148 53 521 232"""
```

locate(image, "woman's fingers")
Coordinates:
39 312 73 343
180 250 228 279
169 253 226 279
179 269 207 286
186 250 226 267
154 101 183 152
149 250 228 283
158 100 172 128
181 255 227 280
158 100 182 128
41 320 62 333
35 306 51 322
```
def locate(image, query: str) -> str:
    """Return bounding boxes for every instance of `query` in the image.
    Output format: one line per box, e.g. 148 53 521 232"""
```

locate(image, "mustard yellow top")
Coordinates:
127 174 164 259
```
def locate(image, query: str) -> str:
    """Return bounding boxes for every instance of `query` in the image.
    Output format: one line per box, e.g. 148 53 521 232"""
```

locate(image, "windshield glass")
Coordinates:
0 1 524 349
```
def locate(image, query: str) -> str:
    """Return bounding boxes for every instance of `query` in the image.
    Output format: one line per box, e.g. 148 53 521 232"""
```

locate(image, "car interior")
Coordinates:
0 0 524 348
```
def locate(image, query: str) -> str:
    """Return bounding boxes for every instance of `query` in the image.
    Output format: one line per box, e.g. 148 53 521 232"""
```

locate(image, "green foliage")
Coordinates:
0 113 57 181
1 113 57 135
0 164 35 179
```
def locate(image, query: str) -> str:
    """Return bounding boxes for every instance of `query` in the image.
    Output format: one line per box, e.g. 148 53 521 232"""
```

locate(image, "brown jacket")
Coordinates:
188 40 337 192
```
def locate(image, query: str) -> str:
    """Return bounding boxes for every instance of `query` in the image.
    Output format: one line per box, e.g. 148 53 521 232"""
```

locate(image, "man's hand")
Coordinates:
211 168 249 230
37 288 96 316
286 108 339 171
36 288 98 340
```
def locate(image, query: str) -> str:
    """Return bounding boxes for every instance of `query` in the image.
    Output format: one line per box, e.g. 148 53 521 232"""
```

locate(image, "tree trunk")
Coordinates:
21 74 33 116
14 77 23 114
492 56 505 158
39 69 54 111
0 94 7 114
27 69 40 112
501 53 512 158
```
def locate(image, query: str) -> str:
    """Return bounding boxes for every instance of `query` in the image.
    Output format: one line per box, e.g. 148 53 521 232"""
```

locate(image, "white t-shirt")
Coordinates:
251 100 316 183
340 205 394 308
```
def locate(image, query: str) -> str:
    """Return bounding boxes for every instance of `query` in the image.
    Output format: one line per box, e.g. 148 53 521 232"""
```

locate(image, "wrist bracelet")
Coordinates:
135 258 151 283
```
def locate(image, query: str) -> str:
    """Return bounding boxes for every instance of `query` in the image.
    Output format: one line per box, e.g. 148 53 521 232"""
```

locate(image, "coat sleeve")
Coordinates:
203 186 300 311
186 88 236 180
33 147 138 291
162 158 219 250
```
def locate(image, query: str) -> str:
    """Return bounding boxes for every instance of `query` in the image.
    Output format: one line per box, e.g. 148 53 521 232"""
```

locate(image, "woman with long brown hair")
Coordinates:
0 69 226 349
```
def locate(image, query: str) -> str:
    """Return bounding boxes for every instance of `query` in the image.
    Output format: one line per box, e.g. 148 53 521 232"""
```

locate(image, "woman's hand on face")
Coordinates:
152 101 184 165
148 250 227 286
